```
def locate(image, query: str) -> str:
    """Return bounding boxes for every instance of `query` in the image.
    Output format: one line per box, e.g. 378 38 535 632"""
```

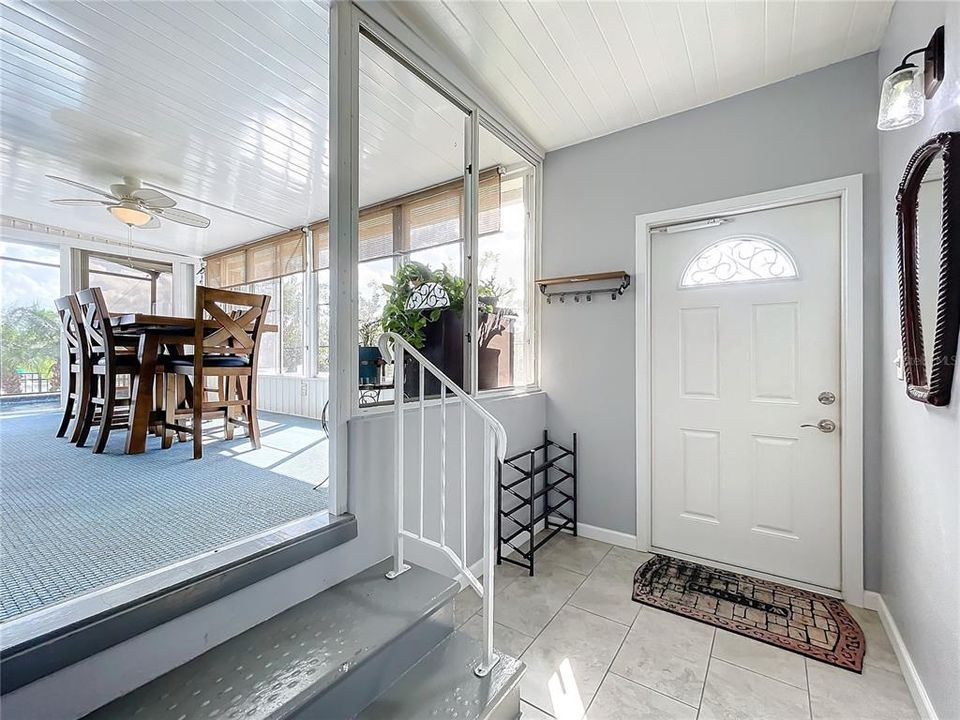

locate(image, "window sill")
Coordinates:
0 512 357 692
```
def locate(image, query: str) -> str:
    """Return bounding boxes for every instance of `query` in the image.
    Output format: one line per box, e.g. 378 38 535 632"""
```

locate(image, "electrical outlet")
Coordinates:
301 382 308 397
894 349 905 381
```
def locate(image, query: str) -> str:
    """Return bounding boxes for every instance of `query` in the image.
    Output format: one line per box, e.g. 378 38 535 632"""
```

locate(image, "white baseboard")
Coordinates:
565 520 638 550
863 591 938 720
461 520 638 588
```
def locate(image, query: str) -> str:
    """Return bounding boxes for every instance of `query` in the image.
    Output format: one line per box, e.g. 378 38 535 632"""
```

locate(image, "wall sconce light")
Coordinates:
878 25 945 131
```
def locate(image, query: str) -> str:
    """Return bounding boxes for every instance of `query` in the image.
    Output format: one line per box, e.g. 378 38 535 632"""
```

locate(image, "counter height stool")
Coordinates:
54 294 89 443
160 286 269 459
74 288 140 453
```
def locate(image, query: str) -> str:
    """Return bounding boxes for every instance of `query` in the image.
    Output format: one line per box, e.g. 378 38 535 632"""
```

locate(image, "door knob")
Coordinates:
801 419 837 433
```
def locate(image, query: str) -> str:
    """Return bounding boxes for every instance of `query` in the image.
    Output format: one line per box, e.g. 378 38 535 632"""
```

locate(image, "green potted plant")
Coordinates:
381 261 515 394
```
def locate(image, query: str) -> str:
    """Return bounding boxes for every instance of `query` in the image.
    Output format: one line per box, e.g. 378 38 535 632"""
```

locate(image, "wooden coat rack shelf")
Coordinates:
536 271 631 303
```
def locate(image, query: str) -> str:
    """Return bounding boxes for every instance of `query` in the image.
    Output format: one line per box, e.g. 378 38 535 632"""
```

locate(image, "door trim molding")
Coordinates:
635 175 864 605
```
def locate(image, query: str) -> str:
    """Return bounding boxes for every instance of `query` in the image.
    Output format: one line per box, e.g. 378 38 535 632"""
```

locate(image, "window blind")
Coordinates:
206 167 502 279
403 186 461 251
311 221 329 270
478 168 502 236
359 207 396 261
205 229 305 288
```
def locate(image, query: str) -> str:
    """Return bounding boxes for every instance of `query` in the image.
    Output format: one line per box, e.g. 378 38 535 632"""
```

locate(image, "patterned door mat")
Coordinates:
632 555 865 672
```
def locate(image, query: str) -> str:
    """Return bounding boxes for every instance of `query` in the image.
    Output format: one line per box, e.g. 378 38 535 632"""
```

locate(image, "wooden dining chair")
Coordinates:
74 287 140 453
54 294 89 443
160 286 269 459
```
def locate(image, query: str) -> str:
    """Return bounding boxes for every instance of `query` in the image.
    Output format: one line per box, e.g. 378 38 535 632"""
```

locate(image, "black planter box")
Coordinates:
401 310 516 397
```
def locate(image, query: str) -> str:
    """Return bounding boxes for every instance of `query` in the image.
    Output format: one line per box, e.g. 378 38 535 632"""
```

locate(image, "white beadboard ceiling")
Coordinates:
0 0 516 257
393 0 893 151
1 0 892 257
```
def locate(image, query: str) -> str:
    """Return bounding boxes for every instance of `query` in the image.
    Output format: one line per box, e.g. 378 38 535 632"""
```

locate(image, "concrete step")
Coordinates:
85 559 459 720
355 630 525 720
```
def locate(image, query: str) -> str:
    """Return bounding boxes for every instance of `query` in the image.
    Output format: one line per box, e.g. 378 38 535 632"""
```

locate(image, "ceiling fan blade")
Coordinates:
153 207 210 228
51 199 116 206
129 188 176 208
46 175 117 200
140 215 161 229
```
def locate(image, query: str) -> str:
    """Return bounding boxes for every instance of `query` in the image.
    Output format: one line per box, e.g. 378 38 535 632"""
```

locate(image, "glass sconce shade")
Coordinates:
109 202 153 226
878 65 925 131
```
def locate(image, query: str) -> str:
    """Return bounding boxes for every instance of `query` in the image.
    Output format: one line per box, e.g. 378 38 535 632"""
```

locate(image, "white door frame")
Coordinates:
635 175 864 605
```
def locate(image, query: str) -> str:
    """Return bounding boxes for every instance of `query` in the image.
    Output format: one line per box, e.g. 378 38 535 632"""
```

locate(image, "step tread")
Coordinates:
86 560 459 720
357 630 524 720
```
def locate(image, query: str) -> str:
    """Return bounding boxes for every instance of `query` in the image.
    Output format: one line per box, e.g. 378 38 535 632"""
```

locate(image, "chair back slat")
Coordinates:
195 286 269 361
54 295 87 359
76 288 118 357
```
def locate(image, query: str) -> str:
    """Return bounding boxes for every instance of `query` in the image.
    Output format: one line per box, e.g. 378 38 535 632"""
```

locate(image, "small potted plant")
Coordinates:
358 318 383 386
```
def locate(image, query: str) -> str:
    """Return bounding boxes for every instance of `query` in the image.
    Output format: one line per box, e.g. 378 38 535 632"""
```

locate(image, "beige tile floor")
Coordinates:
455 533 919 720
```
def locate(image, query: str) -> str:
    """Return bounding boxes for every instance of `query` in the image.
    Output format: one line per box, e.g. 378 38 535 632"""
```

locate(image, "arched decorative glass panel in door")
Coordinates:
680 236 799 288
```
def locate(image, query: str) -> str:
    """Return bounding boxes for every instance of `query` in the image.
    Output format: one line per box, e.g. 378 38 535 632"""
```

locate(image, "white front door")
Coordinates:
651 199 841 590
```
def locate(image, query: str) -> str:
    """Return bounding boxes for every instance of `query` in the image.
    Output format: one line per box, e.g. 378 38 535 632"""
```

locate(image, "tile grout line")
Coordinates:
695 628 717 719
804 658 813 720
585 608 648 719
710 656 812 693
606 670 702 711
507 536 616 719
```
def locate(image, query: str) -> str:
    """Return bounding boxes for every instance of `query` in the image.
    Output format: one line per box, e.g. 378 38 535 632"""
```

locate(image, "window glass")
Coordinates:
245 278 280 374
477 125 535 390
281 273 304 375
87 253 173 316
359 32 467 401
679 237 799 288
0 241 61 397
316 268 330 373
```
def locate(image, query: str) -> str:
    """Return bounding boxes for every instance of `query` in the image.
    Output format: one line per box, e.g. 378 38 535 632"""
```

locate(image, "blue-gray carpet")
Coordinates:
0 409 328 622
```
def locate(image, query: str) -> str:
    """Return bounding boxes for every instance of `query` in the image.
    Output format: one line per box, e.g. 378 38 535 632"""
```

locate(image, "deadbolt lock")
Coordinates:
818 391 836 405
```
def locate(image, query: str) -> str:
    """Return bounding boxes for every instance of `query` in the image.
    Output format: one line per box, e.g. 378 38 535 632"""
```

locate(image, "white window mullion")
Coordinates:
329 0 360 515
464 110 480 396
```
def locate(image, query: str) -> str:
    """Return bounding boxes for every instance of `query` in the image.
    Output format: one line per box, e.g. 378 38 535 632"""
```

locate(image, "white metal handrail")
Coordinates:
378 332 507 677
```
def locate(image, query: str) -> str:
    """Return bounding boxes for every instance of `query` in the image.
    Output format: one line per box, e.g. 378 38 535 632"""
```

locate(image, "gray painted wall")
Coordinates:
1 392 546 719
541 53 884 587
877 4 960 718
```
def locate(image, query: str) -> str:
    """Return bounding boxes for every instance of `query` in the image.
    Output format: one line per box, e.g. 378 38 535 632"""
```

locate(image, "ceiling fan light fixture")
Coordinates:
109 202 153 227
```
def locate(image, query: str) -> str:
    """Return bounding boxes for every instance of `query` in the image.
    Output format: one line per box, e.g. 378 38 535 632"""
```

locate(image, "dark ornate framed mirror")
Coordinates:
897 131 960 406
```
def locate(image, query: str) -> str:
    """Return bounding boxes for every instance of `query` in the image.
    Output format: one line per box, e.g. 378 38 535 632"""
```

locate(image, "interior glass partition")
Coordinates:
356 32 469 405
477 125 537 391
84 251 173 316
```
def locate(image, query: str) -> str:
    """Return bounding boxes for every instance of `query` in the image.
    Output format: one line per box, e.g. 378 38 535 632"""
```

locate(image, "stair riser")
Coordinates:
483 684 521 720
289 604 454 719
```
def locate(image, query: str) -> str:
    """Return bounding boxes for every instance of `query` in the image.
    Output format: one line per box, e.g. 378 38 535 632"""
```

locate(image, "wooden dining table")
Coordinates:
110 313 277 455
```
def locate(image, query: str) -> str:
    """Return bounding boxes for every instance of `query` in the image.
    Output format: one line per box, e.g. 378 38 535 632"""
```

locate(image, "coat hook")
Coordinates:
546 295 552 304
586 293 592 302
574 294 580 303
560 295 565 303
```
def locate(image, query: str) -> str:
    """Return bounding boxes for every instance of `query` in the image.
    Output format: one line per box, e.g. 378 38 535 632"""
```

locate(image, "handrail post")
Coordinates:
386 344 410 580
475 423 501 677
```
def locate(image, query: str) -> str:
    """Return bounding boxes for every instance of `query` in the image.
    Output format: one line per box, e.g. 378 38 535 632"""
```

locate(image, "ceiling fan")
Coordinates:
47 175 211 230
